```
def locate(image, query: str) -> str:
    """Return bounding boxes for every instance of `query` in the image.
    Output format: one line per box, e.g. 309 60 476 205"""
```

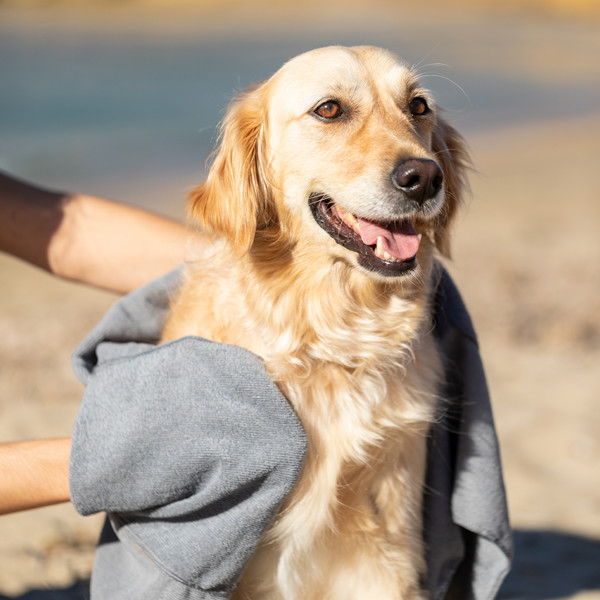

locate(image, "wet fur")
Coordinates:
162 46 470 599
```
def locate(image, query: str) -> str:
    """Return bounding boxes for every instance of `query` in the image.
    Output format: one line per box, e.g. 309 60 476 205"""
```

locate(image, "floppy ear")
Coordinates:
431 114 471 258
188 85 272 254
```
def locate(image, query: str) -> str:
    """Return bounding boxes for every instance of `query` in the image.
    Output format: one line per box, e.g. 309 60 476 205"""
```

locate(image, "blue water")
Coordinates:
1 13 599 214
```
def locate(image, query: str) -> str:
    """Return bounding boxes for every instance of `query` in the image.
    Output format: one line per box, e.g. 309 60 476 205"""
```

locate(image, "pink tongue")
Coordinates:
357 218 420 260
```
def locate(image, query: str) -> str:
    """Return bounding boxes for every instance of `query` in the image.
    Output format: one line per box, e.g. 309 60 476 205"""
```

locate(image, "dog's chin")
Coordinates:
309 193 426 279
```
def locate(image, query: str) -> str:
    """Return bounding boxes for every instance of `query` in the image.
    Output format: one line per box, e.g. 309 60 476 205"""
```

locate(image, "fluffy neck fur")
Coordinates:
163 235 442 599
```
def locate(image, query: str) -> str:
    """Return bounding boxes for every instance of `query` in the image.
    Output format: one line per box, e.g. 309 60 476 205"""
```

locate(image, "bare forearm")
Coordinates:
0 171 64 273
50 192 195 293
0 170 204 294
0 438 71 515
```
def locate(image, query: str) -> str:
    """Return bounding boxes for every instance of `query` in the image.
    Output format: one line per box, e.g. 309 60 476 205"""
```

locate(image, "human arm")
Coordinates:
0 170 201 294
0 171 204 515
0 438 71 515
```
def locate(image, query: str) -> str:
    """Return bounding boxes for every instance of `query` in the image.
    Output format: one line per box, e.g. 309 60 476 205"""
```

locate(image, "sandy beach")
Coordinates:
0 2 599 598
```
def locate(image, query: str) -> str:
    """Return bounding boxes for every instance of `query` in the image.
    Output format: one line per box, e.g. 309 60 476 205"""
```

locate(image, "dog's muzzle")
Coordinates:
309 194 423 277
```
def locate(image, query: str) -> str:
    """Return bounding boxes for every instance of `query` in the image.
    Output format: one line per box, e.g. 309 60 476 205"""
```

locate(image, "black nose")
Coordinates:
392 159 444 204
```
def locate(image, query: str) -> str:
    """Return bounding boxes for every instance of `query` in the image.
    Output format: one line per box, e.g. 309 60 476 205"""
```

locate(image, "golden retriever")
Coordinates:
162 45 470 600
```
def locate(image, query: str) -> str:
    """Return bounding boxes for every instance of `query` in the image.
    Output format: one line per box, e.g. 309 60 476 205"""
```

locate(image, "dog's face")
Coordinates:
190 46 469 282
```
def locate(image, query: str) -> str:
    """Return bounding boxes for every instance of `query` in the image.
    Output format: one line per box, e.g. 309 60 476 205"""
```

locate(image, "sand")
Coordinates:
0 4 599 599
2 117 599 600
449 115 600 599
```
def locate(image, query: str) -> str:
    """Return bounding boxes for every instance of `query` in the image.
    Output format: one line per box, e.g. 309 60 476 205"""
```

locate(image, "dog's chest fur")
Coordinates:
163 251 442 600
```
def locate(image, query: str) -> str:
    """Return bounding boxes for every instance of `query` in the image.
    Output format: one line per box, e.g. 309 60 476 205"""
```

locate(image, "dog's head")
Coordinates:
189 46 470 281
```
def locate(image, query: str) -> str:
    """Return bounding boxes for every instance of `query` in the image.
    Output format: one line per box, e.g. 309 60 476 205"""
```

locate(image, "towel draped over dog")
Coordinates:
69 268 512 600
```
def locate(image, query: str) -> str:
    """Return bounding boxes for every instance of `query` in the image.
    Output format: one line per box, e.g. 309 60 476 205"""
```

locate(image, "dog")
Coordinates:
162 45 470 600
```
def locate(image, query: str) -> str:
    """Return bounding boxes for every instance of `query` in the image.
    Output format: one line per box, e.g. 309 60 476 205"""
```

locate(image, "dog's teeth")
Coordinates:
345 213 361 235
417 233 423 242
375 236 389 260
336 205 361 234
375 236 404 262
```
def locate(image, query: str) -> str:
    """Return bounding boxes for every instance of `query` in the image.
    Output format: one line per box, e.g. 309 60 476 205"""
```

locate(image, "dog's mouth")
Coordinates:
309 193 421 277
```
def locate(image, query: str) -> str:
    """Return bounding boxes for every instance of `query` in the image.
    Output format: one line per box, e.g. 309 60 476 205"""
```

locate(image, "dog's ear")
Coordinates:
188 85 272 254
431 115 471 258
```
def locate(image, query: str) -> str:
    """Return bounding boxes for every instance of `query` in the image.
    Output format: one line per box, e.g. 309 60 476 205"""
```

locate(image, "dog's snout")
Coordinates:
392 159 444 204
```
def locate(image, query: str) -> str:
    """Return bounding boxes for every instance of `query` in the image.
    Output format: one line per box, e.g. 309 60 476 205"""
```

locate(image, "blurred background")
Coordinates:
0 0 599 598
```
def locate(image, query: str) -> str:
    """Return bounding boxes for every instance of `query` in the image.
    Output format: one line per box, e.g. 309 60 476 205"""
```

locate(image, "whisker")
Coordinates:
419 73 472 106
410 44 443 72
412 61 451 77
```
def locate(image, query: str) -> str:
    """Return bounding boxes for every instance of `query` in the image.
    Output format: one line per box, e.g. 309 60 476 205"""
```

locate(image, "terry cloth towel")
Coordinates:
70 267 512 600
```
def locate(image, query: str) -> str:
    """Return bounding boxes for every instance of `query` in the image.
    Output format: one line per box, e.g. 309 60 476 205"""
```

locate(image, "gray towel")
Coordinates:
70 267 512 599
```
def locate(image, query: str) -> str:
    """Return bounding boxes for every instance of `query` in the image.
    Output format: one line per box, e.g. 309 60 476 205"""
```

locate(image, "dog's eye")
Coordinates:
314 100 343 120
409 97 429 116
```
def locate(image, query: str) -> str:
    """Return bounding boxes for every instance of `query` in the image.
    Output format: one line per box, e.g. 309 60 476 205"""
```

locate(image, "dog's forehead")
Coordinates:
269 46 413 115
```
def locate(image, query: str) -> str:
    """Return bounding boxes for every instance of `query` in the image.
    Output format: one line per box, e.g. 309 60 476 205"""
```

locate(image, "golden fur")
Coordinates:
162 46 470 599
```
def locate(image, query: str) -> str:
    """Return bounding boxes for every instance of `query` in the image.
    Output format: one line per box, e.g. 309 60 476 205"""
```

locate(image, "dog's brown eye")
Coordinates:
409 97 429 116
314 101 343 120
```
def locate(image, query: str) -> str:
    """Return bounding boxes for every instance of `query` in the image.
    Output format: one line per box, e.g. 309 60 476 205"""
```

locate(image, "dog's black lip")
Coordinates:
309 193 418 277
